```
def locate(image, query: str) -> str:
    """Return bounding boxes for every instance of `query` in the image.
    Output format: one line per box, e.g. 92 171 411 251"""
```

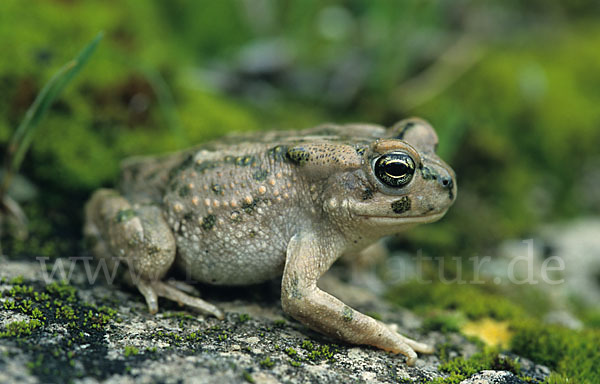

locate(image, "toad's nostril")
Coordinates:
440 177 453 189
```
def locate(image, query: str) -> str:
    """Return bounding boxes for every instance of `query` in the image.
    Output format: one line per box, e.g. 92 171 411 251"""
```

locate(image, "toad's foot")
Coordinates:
387 322 435 355
137 278 224 319
388 328 435 364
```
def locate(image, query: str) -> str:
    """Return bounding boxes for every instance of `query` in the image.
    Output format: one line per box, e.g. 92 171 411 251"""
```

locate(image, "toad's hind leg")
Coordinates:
84 189 224 319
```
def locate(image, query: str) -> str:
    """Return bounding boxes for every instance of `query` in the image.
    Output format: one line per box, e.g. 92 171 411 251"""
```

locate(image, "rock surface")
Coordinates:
0 256 548 383
459 370 525 384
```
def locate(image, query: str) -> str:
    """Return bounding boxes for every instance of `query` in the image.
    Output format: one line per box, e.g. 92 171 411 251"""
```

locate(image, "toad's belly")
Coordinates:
174 235 289 285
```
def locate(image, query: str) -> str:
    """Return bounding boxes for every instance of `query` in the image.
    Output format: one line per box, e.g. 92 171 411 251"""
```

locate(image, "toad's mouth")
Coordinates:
358 211 447 225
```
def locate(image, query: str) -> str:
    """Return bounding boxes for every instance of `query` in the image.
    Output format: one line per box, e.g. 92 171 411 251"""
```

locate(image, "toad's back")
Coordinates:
120 141 315 285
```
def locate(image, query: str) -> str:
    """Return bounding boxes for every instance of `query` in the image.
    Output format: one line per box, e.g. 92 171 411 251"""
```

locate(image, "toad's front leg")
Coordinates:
281 232 433 366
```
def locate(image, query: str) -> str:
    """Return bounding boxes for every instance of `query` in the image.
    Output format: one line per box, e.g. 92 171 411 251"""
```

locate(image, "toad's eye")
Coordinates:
374 152 416 188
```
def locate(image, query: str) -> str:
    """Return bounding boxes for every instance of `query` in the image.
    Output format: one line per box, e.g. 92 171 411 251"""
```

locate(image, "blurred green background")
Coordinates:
1 1 600 381
2 0 599 258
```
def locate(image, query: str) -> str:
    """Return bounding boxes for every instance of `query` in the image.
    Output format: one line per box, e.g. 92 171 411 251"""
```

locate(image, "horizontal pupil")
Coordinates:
374 153 415 188
385 161 408 178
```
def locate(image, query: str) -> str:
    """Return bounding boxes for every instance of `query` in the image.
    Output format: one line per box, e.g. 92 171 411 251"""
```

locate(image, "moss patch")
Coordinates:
431 348 524 384
421 311 465 334
0 278 123 381
387 280 600 382
387 282 524 321
510 321 600 383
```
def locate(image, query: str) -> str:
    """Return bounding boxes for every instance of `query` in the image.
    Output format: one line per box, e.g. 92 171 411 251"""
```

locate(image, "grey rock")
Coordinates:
493 217 600 314
539 218 600 307
0 256 548 383
460 370 525 384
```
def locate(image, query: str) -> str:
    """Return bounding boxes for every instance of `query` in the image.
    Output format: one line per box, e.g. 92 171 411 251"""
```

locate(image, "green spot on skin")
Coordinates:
290 276 302 299
342 306 353 322
201 214 216 230
230 211 243 223
268 145 288 161
391 196 411 214
235 155 255 166
286 147 310 165
241 201 256 214
253 169 268 181
211 183 222 194
421 166 438 181
115 209 136 223
194 161 218 173
179 185 191 197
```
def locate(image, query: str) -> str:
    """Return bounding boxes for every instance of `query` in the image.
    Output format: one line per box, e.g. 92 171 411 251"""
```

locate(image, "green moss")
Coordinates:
510 321 600 383
431 349 521 384
387 282 524 321
6 283 34 298
0 1 262 193
162 311 195 322
238 313 251 323
0 277 124 380
308 345 335 362
153 330 185 345
2 280 112 337
25 353 45 372
123 346 139 357
273 319 286 328
301 340 313 350
542 373 572 384
386 280 600 381
259 356 274 368
0 319 42 338
284 339 338 364
421 312 465 334
46 281 77 302
242 371 255 383
436 342 460 363
10 275 25 285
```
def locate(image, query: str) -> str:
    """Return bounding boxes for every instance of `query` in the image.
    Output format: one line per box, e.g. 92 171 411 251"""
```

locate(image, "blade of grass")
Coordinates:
143 67 187 146
0 32 104 198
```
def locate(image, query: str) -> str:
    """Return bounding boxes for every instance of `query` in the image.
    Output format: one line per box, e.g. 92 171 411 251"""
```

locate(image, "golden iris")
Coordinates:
374 152 415 187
